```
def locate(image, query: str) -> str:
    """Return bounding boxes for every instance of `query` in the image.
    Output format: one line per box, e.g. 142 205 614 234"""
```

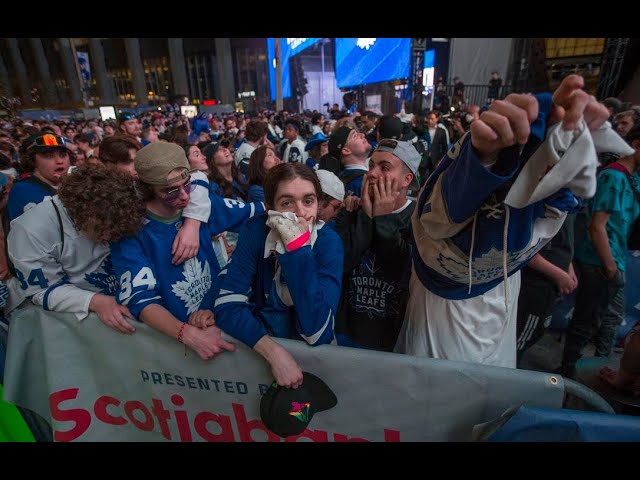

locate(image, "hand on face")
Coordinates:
370 174 401 217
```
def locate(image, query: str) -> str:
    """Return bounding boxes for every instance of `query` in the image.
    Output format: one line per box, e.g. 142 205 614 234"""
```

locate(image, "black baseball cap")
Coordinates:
260 371 337 438
328 126 354 159
118 111 138 123
377 115 403 140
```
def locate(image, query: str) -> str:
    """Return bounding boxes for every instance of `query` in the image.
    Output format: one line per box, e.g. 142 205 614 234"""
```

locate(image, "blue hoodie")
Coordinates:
411 93 582 300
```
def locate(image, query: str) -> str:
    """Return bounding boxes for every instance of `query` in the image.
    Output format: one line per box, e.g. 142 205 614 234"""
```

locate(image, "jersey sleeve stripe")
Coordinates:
214 293 248 308
43 279 70 311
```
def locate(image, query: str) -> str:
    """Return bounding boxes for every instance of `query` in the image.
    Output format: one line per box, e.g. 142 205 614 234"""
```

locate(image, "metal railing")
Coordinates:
436 84 517 109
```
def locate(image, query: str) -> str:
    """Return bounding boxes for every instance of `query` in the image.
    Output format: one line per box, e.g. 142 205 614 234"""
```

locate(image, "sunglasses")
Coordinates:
27 134 67 151
161 180 195 203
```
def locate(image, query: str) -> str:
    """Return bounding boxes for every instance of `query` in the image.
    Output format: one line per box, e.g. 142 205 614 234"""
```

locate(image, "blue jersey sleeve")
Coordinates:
436 93 552 224
277 227 343 345
209 182 222 197
7 182 52 221
213 221 267 347
248 184 265 203
439 136 520 223
110 235 164 319
208 195 265 235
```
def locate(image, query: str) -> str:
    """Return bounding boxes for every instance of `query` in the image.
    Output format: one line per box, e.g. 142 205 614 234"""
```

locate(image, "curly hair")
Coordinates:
58 164 145 242
244 120 268 142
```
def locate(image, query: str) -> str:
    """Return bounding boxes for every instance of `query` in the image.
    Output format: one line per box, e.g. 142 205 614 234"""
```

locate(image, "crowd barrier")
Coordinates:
3 306 605 442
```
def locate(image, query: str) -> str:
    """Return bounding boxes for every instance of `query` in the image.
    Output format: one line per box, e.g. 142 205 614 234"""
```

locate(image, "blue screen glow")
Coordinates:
267 38 321 100
335 38 411 89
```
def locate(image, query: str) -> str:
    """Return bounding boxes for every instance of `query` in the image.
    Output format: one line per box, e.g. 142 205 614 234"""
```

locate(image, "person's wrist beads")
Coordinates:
177 323 186 343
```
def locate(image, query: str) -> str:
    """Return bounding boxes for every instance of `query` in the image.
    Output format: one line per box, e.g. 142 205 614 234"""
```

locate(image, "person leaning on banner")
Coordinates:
213 163 343 388
394 75 612 368
2 133 75 311
4 133 72 227
333 140 418 351
109 143 265 360
7 165 143 333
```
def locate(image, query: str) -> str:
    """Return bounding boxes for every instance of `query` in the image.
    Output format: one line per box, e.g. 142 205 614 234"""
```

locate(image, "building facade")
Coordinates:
0 38 270 112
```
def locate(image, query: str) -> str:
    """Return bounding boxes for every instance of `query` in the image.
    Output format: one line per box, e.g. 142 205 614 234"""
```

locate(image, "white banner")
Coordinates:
3 306 565 441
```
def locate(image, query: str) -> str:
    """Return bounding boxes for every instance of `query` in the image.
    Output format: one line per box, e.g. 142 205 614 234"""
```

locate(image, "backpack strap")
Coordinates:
50 199 65 254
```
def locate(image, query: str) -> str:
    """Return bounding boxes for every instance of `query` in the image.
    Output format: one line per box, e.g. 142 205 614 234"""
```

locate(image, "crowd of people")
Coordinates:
1 72 640 440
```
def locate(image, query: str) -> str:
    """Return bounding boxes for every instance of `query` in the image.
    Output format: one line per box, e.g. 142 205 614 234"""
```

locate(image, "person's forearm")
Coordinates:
33 284 96 317
528 253 566 282
140 304 183 340
589 223 617 272
253 335 284 364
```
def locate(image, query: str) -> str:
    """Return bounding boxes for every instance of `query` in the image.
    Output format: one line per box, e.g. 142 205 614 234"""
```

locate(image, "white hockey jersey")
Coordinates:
6 171 212 320
7 196 114 320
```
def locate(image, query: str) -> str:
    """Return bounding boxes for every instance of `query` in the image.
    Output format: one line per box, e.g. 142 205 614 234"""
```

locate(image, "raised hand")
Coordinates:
470 94 538 159
550 74 609 131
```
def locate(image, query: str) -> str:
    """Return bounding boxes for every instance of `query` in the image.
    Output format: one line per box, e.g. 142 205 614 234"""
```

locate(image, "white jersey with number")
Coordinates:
234 142 256 167
6 171 212 320
7 196 114 321
283 138 308 163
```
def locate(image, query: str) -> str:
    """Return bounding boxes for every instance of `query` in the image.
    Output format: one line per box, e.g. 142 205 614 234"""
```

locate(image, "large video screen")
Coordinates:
422 49 435 93
335 38 411 89
267 38 322 100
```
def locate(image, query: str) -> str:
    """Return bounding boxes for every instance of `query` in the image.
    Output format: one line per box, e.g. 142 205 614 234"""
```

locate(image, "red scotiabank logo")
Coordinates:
49 387 402 442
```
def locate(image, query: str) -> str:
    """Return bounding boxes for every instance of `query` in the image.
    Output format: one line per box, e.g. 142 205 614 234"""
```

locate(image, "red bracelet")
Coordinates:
177 323 186 343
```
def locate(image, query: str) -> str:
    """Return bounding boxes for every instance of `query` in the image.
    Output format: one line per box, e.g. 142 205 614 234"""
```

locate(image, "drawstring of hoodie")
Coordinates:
468 211 479 294
502 205 511 312
468 204 510 311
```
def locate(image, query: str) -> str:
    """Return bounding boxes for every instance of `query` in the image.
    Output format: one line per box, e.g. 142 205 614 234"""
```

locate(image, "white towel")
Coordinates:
505 121 634 209
263 210 324 258
262 211 325 307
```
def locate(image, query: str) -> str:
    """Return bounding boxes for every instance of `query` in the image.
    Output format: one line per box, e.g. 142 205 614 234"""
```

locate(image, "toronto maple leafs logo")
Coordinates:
349 252 399 318
85 256 118 294
436 242 541 284
171 257 211 315
356 38 376 50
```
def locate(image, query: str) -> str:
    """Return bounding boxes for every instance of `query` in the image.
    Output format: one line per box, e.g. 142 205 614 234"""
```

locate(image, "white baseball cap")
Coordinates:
316 169 345 202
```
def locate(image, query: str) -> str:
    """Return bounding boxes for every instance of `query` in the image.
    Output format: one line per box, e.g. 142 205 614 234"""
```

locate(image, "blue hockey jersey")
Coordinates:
6 176 57 221
213 214 344 348
111 194 265 321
